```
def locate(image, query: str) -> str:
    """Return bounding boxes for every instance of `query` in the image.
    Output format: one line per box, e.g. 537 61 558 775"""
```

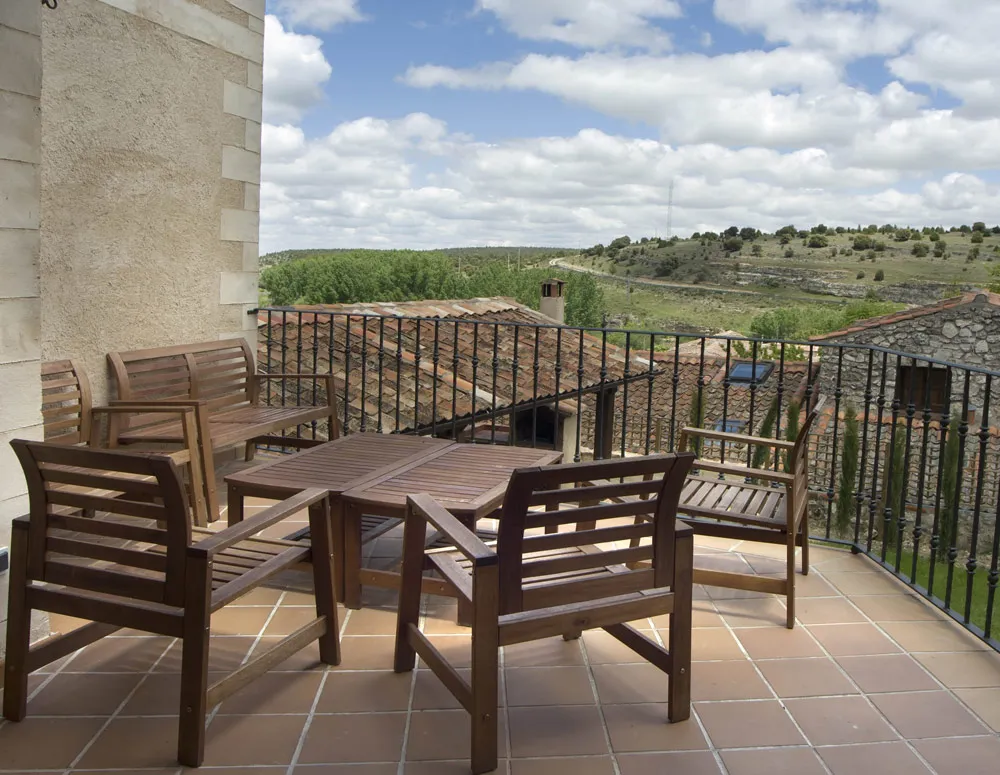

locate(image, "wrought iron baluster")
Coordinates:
826 347 845 540
945 372 972 611
774 341 786 473
359 317 369 433
721 339 731 469
470 322 480 442
554 327 563 452
911 360 934 581
668 336 680 452
855 349 875 547
413 320 422 433
511 325 520 445
490 323 500 445
343 315 352 436
896 355 919 573
575 329 585 463
377 318 385 433
621 332 631 459
394 317 403 434
431 320 440 437
867 352 888 554
451 321 460 442
311 312 320 439
965 374 992 624
928 376 954 599
531 327 540 448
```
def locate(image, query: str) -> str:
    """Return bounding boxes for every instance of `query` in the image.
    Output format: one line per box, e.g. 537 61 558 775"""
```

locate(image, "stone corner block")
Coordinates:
220 271 259 305
223 81 262 123
221 208 259 243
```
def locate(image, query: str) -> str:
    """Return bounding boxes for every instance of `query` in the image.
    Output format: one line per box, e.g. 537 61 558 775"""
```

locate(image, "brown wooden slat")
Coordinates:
43 560 166 604
47 489 167 521
46 536 168 573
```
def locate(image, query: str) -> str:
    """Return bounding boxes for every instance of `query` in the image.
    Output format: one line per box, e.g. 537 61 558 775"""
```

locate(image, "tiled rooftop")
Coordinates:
2 496 999 775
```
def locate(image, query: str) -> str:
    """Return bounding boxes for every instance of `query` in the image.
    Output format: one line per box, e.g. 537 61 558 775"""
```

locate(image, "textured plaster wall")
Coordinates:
39 0 264 404
0 0 44 646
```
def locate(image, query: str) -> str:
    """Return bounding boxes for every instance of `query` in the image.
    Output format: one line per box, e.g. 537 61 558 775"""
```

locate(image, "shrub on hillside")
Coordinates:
972 232 985 244
874 269 885 281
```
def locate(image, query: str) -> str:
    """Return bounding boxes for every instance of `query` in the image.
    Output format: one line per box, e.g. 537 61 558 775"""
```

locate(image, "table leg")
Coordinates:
227 483 244 526
330 500 347 604
343 502 363 610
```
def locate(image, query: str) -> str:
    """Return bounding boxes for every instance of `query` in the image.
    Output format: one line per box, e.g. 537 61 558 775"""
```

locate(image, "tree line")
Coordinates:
259 250 605 328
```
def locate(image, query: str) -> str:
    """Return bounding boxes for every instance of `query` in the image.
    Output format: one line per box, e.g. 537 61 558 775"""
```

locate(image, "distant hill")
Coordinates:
260 246 575 268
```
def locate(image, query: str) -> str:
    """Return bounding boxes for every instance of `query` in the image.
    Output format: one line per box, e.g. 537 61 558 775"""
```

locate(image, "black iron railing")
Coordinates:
254 307 1000 650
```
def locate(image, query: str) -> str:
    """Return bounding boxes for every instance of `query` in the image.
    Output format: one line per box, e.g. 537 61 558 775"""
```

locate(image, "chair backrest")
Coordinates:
108 339 255 431
789 409 819 475
11 439 193 608
42 360 93 445
495 452 695 615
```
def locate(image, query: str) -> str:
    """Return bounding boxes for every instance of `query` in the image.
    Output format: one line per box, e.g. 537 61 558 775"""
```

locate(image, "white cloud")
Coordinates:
475 0 682 51
259 115 1000 252
262 16 333 124
272 0 366 31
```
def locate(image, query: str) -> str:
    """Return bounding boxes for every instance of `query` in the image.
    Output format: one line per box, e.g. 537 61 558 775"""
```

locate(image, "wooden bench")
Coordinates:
107 339 339 521
41 359 210 524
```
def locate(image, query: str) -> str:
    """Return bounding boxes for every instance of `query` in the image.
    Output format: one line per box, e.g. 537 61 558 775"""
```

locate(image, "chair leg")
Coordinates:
394 502 426 673
470 565 500 775
800 518 810 576
309 499 341 666
2 525 31 722
668 532 693 723
177 558 212 768
343 504 364 610
244 440 256 461
786 532 797 630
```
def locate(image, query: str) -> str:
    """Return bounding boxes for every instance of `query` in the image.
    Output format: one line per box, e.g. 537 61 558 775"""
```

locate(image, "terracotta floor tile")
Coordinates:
423 604 468 635
265 605 322 636
335 636 399 671
742 554 787 575
406 709 507 761
26 672 141 716
583 630 645 663
652 603 724 629
507 705 608 758
807 623 902 656
913 735 1000 774
503 636 585 667
720 746 827 775
837 654 939 693
794 596 866 625
67 635 173 673
617 751 722 774
914 651 1000 688
298 712 406 764
784 696 896 745
251 637 325 671
155 636 256 673
602 703 709 752
757 657 858 698
871 690 989 738
506 666 595 706
824 571 910 596
715 598 788 628
954 687 1000 732
76 716 183 769
691 660 771 701
591 663 673 704
120 671 224 716
810 553 871 572
692 536 743 552
202 714 307 767
695 700 804 748
404 762 505 775
318 670 412 713
293 765 398 774
851 594 944 622
413 668 482 710
217 671 323 715
231 585 285 606
426 635 473 668
211 605 274 635
691 628 746 661
819 742 932 775
773 572 839 597
510 755 615 774
880 620 988 652
0 717 105 770
343 606 400 636
736 626 824 659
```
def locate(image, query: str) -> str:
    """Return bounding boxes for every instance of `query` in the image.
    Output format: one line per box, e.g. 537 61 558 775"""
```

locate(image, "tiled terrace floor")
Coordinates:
2 502 1000 775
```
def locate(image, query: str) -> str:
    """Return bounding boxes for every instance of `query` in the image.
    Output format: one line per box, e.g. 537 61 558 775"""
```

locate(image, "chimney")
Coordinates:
540 278 567 324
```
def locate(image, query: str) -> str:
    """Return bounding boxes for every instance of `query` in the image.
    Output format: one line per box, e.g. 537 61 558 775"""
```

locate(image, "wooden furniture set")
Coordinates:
677 409 818 628
3 340 818 773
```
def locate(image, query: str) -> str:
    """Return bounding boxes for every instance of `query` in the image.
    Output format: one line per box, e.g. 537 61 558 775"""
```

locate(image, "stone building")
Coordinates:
810 291 1000 416
1 0 265 644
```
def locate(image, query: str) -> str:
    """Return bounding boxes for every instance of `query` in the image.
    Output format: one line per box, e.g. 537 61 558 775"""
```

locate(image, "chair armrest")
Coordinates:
691 460 795 484
109 398 209 407
189 488 328 558
675 517 694 539
93 404 197 415
679 426 794 450
407 493 497 565
255 373 333 380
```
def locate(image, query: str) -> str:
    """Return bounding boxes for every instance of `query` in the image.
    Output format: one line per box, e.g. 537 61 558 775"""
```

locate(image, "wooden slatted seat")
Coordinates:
107 339 340 520
3 440 340 768
677 410 818 629
40 359 211 525
394 453 696 775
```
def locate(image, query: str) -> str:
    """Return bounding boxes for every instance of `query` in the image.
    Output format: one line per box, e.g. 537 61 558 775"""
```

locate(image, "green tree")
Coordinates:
723 237 744 253
879 428 907 550
687 392 705 457
912 243 929 257
784 400 802 473
751 397 780 471
807 235 829 248
971 232 985 244
874 269 885 281
835 407 860 536
751 243 764 257
973 221 986 233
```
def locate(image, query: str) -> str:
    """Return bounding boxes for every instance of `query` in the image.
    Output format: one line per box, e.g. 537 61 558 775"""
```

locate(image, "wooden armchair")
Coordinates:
677 410 818 628
3 440 341 767
394 453 696 775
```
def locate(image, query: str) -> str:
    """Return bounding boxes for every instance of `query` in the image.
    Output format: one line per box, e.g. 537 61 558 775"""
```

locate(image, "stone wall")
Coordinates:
816 297 1000 413
40 0 265 403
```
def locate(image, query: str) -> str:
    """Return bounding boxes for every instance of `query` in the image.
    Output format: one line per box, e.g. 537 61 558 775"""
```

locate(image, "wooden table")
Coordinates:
224 433 453 599
341 444 563 608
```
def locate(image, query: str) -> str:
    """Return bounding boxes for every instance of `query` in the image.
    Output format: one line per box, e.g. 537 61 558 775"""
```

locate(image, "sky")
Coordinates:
259 0 1000 253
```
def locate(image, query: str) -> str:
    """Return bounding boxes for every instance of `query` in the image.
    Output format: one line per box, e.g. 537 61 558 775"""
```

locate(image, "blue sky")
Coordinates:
258 1 1000 252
